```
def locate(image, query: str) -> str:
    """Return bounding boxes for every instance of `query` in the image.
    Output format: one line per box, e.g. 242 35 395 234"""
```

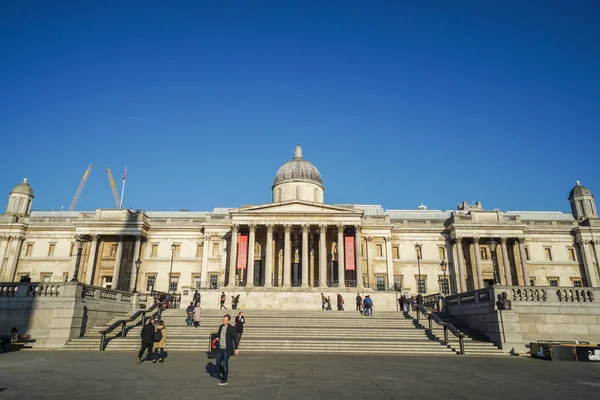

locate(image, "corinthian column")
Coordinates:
319 224 327 287
355 224 364 289
337 224 345 287
282 224 291 288
85 235 100 285
264 224 274 287
228 225 239 287
5 235 24 282
453 238 465 292
112 237 125 290
301 224 310 287
246 224 257 288
500 238 512 285
472 237 483 289
385 237 394 289
517 238 529 285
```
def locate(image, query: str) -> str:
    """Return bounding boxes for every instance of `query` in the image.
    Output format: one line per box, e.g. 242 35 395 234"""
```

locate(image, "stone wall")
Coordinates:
444 285 600 354
0 282 135 348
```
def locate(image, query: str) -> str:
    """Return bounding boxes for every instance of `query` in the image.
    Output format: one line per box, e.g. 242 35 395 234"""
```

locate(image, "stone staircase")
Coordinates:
63 309 506 356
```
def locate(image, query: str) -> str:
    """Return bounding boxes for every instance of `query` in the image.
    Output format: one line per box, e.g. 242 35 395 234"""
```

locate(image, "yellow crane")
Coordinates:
69 164 92 211
105 168 121 208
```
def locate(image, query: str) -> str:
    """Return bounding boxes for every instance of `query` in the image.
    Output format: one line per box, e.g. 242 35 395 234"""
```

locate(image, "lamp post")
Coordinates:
70 237 85 282
168 243 176 293
415 243 423 294
489 238 499 285
132 258 141 293
440 259 448 295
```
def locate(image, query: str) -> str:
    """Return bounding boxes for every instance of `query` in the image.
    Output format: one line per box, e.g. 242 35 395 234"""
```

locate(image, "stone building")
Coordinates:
1 145 599 297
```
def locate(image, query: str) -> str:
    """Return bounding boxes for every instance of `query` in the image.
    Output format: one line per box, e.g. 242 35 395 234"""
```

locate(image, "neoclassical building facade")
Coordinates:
1 145 599 296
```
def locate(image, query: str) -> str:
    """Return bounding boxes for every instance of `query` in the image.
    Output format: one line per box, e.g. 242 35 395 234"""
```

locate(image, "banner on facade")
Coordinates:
345 236 355 271
237 234 248 270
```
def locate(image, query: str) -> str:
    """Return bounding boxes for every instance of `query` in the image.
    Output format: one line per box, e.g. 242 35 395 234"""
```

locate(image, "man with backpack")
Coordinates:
185 302 195 327
363 295 373 317
137 317 156 363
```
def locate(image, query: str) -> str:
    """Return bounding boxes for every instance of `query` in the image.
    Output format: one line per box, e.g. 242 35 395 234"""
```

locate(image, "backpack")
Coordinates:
153 329 163 342
186 305 195 313
365 297 373 307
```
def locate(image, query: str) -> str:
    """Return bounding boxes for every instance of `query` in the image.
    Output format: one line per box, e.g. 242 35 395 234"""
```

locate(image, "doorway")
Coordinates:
292 263 301 286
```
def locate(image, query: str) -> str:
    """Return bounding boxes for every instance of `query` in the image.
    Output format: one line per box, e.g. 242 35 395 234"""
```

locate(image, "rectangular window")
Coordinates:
212 242 219 256
572 278 583 287
62 272 69 282
438 276 449 295
196 244 203 258
438 246 446 260
417 276 426 294
146 274 156 292
525 247 530 261
544 247 553 261
209 274 218 289
529 278 535 287
150 244 158 258
548 278 559 287
392 246 399 260
393 276 403 291
48 243 56 257
376 276 385 291
25 243 33 257
174 245 181 258
102 276 113 289
376 244 383 258
568 248 576 262
40 273 52 282
192 274 202 290
169 274 180 292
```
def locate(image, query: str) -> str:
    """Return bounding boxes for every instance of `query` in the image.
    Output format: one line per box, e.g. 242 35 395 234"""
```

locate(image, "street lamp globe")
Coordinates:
440 259 447 273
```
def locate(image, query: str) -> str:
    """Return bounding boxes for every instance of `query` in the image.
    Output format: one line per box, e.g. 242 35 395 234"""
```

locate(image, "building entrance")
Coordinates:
292 263 301 286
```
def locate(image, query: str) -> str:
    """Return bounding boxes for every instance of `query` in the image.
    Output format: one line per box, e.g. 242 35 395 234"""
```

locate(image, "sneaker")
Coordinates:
153 359 157 363
159 359 164 363
218 380 228 386
136 358 140 364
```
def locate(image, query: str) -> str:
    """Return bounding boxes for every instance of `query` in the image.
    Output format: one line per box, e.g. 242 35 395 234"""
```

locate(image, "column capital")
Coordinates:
266 223 274 233
517 237 526 244
283 224 292 233
302 224 310 233
472 236 480 242
319 224 327 233
249 223 257 233
499 237 507 244
453 237 463 244
117 234 127 241
337 223 345 232
384 236 391 243
203 234 211 242
231 223 239 233
354 224 362 233
75 234 92 242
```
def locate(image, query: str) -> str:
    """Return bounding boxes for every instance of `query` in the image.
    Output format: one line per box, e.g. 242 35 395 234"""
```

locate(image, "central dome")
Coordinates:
273 145 323 189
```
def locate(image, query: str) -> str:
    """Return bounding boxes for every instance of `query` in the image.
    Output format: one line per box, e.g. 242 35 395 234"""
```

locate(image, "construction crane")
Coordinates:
105 168 121 208
69 164 92 211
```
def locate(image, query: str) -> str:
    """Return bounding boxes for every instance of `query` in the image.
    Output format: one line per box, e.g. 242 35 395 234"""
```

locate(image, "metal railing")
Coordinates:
150 290 181 309
99 295 174 351
408 298 465 355
423 293 443 312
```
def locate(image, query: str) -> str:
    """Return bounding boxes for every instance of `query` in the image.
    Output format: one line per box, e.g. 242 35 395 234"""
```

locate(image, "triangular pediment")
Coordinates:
230 200 363 216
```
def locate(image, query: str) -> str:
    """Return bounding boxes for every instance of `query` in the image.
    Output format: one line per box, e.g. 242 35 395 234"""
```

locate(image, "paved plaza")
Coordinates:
1 352 600 399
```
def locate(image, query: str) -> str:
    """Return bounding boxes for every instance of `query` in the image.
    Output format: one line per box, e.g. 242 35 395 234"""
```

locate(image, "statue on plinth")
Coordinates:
496 292 512 310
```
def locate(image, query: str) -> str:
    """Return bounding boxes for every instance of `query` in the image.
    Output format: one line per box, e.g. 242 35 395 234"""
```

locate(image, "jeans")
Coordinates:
356 304 361 311
403 304 408 312
236 332 243 345
186 316 193 326
153 347 164 360
137 342 154 360
322 303 326 311
215 349 230 381
365 307 372 316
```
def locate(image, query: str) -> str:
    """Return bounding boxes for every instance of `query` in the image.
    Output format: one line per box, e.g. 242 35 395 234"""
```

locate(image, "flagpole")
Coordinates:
120 166 126 209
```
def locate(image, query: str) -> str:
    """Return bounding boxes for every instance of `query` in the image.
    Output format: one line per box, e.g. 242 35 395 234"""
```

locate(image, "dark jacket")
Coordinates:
235 316 245 333
216 324 238 357
140 322 156 343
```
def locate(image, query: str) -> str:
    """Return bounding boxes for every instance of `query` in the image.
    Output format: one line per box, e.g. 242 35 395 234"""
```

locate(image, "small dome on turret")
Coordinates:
273 145 323 189
11 178 34 197
569 180 592 200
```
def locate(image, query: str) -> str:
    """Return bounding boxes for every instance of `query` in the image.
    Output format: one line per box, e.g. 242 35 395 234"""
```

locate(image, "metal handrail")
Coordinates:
408 298 465 355
99 295 174 351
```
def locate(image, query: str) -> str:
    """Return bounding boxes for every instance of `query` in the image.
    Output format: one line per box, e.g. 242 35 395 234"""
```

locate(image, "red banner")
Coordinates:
237 235 248 270
345 236 355 271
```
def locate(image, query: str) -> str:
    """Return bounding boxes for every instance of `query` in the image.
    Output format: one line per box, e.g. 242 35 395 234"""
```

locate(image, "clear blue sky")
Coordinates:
1 1 598 213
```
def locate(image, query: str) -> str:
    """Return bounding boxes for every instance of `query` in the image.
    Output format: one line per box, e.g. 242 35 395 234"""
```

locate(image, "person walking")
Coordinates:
214 314 239 386
234 312 245 345
355 293 363 312
186 302 195 327
193 290 201 305
193 303 201 328
231 296 236 310
364 295 373 317
220 292 227 310
326 296 332 311
320 293 327 311
153 321 166 363
137 317 155 363
337 293 345 311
